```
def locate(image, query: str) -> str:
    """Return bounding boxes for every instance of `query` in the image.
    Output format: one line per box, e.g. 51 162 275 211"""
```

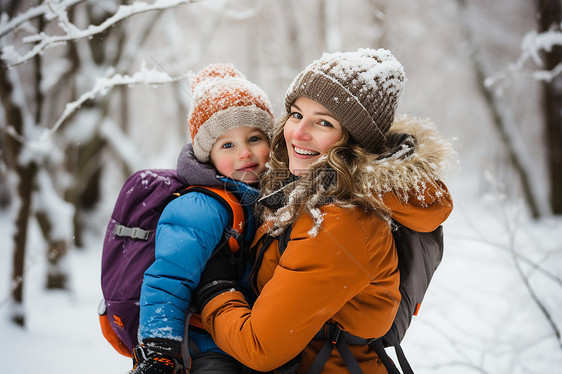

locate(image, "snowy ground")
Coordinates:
1 186 561 373
0 213 132 373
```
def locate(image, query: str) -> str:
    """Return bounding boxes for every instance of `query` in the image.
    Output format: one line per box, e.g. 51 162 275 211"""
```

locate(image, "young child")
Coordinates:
131 63 274 374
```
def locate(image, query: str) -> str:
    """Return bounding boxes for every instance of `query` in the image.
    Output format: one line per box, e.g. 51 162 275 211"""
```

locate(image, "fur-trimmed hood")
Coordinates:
363 114 457 199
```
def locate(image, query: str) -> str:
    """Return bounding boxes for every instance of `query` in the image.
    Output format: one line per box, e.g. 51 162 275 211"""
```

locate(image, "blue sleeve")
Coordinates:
138 191 230 342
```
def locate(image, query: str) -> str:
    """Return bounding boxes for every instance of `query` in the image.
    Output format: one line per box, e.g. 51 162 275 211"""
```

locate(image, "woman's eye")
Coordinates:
320 120 333 128
290 112 303 120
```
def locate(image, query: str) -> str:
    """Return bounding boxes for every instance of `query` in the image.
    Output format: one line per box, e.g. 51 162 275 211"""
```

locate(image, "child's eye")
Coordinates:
221 142 234 149
290 112 303 120
249 135 262 143
320 120 333 128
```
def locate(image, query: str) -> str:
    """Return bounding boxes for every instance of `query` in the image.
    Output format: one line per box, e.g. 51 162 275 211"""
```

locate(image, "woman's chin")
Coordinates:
289 165 309 177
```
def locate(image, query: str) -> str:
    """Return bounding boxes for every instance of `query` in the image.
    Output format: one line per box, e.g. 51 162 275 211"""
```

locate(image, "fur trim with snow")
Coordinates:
365 114 457 201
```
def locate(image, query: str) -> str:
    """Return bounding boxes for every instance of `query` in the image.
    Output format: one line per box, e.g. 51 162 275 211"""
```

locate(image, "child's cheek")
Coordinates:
262 149 270 162
214 158 235 178
261 145 271 162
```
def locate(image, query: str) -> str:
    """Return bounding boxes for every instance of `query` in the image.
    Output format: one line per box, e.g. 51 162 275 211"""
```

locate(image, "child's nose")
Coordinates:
239 147 253 159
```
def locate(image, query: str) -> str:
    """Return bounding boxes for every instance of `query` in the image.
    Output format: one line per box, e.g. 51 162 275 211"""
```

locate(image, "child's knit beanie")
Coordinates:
188 63 275 163
285 48 405 154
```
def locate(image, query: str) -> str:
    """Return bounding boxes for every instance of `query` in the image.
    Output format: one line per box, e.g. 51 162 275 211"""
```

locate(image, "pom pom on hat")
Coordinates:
188 63 275 163
190 63 240 90
285 48 405 154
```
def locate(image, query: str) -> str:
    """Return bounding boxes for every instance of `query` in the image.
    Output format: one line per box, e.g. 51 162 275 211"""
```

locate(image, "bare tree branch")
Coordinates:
485 26 562 90
450 231 562 287
46 65 190 141
0 0 86 39
511 247 562 350
1 0 210 66
489 170 562 351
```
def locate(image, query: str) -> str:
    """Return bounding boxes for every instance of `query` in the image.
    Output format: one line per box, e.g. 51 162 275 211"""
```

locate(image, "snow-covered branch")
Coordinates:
46 63 190 142
1 0 203 66
485 24 562 90
0 0 86 39
100 117 144 174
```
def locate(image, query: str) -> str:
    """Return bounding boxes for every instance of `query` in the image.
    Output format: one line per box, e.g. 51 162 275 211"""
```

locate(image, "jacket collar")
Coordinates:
219 177 260 207
257 174 300 211
176 143 223 187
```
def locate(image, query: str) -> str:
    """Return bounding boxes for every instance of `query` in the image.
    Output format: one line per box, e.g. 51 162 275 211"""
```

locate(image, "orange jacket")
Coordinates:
201 183 453 373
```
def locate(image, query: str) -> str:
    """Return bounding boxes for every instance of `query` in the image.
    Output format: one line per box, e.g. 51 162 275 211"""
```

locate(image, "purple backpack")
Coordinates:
98 169 244 356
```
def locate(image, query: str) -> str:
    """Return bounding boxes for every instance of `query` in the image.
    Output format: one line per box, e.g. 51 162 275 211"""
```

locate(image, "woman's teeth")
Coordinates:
295 146 319 156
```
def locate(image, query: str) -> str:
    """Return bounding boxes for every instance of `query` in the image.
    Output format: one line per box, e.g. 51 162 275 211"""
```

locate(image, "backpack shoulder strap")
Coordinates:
369 331 414 374
277 225 293 256
180 185 245 252
309 324 414 374
250 225 292 291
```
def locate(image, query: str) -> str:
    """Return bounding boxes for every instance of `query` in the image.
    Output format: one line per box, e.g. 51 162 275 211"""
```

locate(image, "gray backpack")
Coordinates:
271 221 444 374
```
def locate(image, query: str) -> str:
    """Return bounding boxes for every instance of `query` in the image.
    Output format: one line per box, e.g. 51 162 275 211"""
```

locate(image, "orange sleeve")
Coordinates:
383 181 453 232
201 206 396 371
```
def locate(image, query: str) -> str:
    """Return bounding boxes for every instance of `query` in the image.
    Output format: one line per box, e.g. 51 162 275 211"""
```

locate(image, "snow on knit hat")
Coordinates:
188 63 275 163
285 48 405 154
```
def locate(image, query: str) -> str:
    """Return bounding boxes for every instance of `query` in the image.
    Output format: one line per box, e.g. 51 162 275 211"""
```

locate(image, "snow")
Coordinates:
0 212 131 374
485 25 562 89
0 0 83 39
34 169 75 241
2 183 561 373
100 118 145 173
317 48 405 95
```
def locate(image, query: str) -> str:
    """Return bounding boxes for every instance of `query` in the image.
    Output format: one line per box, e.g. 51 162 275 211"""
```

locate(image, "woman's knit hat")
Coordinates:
285 48 405 154
188 63 275 163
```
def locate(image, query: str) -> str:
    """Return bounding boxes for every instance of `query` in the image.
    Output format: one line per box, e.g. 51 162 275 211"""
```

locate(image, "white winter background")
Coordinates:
1 0 561 373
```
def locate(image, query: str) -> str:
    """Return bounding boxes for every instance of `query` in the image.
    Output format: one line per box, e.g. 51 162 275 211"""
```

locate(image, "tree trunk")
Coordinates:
36 209 69 289
31 14 68 288
12 163 37 325
66 134 106 248
537 0 562 214
457 0 541 218
0 59 36 326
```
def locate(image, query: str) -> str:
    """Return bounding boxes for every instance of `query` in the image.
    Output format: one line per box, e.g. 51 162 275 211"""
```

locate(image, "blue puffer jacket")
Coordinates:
138 144 258 354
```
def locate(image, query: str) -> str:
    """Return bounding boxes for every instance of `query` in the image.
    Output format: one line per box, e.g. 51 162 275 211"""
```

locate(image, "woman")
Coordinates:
194 48 455 373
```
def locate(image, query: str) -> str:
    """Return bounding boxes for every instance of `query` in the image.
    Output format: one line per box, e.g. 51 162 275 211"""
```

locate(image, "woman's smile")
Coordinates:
284 97 343 175
292 145 321 157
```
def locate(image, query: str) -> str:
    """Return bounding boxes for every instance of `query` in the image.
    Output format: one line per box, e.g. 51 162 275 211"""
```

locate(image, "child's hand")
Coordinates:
131 340 184 374
194 247 240 311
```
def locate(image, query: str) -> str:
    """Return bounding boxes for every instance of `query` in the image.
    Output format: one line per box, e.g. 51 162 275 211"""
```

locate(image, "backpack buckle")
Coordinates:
132 227 150 240
225 227 241 241
113 224 150 241
330 327 342 345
